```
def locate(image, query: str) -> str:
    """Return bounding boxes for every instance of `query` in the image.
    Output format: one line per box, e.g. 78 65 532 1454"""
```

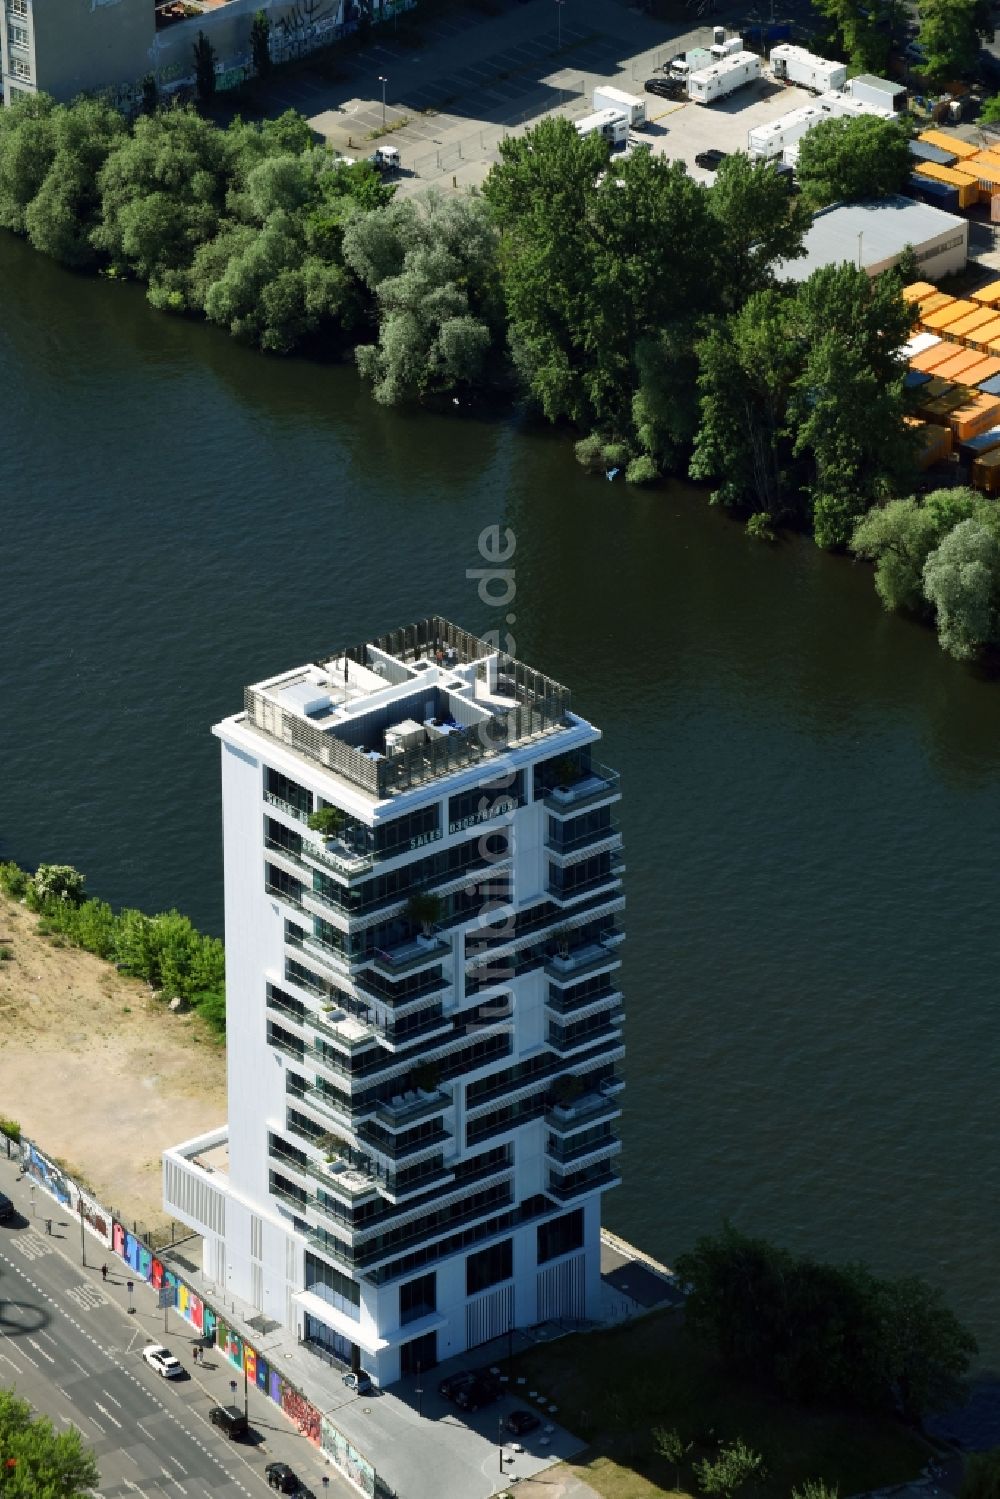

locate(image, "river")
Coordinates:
3 230 999 1365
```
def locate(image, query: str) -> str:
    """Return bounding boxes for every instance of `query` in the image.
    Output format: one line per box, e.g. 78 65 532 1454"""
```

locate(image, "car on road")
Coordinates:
209 1405 249 1439
0 1192 14 1222
505 1409 542 1435
343 1370 373 1395
695 149 728 171
266 1462 301 1493
142 1344 183 1379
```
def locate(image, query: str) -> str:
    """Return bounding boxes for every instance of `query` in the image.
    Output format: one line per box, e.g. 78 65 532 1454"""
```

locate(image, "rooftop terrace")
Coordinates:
242 616 573 800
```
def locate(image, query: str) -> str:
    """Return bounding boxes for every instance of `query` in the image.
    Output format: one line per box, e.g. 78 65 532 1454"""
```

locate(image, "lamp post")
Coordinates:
498 1415 504 1474
415 1362 423 1419
554 0 564 50
78 1199 86 1268
244 1357 249 1420
858 230 864 271
378 74 388 127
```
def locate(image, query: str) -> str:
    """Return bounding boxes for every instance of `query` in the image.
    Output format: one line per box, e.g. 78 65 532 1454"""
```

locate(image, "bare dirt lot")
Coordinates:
0 892 226 1229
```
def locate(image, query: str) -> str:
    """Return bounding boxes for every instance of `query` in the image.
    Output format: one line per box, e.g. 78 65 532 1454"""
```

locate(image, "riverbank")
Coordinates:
0 891 226 1230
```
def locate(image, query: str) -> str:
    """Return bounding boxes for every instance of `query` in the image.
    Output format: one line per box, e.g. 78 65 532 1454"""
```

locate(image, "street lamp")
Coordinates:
554 0 565 51
378 74 388 127
498 1415 505 1474
415 1361 423 1419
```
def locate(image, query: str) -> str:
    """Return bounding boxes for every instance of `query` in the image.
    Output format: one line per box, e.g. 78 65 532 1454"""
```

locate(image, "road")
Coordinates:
0 1179 347 1498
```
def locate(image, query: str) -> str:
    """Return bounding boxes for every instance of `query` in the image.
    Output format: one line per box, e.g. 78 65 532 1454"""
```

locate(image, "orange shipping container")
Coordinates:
903 280 938 302
968 316 1000 348
950 395 1000 440
934 349 989 381
972 447 1000 492
917 292 954 321
909 343 961 373
913 161 979 208
944 307 998 341
960 355 1000 384
971 279 1000 305
923 299 977 330
919 128 980 159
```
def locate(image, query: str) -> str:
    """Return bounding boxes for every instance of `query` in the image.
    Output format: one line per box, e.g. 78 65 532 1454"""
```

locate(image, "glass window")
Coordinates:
374 804 441 858
305 1251 360 1319
448 772 524 833
466 1238 512 1295
537 1207 584 1265
399 1271 436 1325
265 767 313 817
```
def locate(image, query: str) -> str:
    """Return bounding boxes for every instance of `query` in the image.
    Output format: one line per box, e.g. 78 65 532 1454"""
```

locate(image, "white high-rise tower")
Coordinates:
164 618 624 1386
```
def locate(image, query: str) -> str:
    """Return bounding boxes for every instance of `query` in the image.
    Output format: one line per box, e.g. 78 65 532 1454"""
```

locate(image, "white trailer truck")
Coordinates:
687 50 761 104
747 103 825 161
844 73 906 111
575 108 630 146
816 89 894 120
768 43 847 93
592 85 646 127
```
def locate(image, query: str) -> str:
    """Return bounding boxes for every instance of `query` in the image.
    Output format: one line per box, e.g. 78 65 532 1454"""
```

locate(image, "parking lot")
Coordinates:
240 0 815 194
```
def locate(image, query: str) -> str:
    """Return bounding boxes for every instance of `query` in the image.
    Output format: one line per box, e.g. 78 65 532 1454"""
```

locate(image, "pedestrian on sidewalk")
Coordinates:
45 1218 52 1236
100 1263 108 1282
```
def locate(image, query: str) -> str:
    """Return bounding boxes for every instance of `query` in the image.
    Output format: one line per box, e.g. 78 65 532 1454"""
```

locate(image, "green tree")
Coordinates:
140 74 159 117
24 98 125 267
917 0 992 84
982 94 1000 124
193 31 217 105
851 488 983 614
812 0 890 73
0 1387 99 1498
0 91 56 234
113 908 156 980
796 115 913 211
250 10 272 78
792 1483 839 1499
344 191 501 403
962 1448 1000 1499
652 1426 689 1488
693 1439 766 1499
922 517 1000 660
707 154 810 307
33 864 86 907
879 1274 979 1424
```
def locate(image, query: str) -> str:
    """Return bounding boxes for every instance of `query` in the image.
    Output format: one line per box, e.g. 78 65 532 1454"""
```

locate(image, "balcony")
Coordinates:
371 934 450 977
375 1089 450 1131
547 867 623 907
545 1129 622 1166
545 934 624 984
300 836 374 881
546 829 623 867
545 1085 623 1134
271 1181 310 1214
547 1164 621 1201
544 765 620 816
303 933 355 978
264 789 312 825
546 1016 624 1057
266 881 306 915
305 1156 381 1202
359 1120 451 1166
545 985 622 1018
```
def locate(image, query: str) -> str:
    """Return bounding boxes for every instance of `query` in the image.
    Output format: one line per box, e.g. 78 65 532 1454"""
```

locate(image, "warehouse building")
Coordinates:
777 195 968 284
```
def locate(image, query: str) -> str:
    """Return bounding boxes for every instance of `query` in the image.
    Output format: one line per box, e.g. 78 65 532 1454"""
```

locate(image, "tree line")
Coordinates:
0 860 226 1035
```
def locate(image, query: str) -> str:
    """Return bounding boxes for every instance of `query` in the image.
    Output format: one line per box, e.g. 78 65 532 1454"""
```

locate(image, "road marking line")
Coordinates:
105 1390 123 1408
93 1400 123 1429
70 1356 89 1375
0 1353 23 1375
27 1336 56 1364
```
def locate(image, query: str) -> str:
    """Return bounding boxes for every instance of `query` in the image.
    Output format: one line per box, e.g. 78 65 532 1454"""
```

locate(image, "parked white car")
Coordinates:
142 1344 183 1379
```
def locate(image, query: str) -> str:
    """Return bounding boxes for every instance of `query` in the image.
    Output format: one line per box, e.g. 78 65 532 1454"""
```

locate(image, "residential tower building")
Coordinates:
163 618 624 1386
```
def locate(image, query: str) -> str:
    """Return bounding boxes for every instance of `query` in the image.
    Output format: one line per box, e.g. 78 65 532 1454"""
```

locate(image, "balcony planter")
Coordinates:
406 889 444 938
308 805 346 840
553 1074 584 1110
552 927 573 960
411 1061 441 1094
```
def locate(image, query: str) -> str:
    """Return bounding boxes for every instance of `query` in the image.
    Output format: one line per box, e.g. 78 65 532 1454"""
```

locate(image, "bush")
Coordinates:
33 863 86 906
625 454 658 486
0 861 29 899
746 512 777 542
0 1117 21 1142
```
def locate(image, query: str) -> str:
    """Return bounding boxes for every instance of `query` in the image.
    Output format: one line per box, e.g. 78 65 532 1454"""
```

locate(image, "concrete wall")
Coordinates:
30 0 151 101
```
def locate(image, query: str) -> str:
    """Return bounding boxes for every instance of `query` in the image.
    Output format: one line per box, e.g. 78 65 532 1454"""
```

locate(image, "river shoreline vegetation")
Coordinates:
0 859 226 1036
4 91 1000 660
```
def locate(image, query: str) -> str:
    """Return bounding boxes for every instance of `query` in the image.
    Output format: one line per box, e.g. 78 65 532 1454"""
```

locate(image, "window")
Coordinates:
466 1238 512 1295
305 1251 361 1319
448 773 524 833
537 1207 584 1265
265 767 313 818
374 804 441 858
399 1271 436 1325
9 0 28 17
8 21 28 48
11 57 31 79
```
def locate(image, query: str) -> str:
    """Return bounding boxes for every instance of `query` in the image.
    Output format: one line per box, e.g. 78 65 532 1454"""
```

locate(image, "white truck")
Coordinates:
575 107 630 146
768 43 847 93
369 145 400 173
687 50 761 104
669 46 711 83
592 85 646 128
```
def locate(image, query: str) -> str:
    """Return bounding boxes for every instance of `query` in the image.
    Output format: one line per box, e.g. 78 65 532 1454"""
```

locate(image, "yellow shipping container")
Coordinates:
950 395 1000 441
919 129 980 159
923 299 977 330
934 348 988 380
972 447 1000 492
903 281 938 302
944 307 998 342
913 161 979 208
968 316 1000 348
971 279 1000 305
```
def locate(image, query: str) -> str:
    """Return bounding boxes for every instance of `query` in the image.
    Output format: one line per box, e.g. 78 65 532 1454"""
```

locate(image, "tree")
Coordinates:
962 1448 1000 1499
878 1274 979 1424
693 1439 766 1499
24 98 125 267
193 31 217 105
33 864 86 907
0 1388 99 1498
140 75 159 117
795 115 913 211
851 488 983 614
922 517 1000 661
309 804 346 837
250 10 273 78
917 0 992 84
812 0 890 73
982 94 1000 124
652 1427 689 1488
707 154 810 307
792 1484 839 1499
405 890 443 935
344 191 502 403
0 91 56 234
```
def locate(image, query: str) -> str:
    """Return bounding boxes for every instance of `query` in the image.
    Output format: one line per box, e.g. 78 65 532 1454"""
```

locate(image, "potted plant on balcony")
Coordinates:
552 926 574 961
411 1061 441 1099
552 1074 584 1118
552 754 582 791
406 890 443 942
308 804 346 841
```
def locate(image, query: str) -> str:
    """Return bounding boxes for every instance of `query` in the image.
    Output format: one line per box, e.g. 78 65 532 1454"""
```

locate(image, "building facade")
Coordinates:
164 618 624 1386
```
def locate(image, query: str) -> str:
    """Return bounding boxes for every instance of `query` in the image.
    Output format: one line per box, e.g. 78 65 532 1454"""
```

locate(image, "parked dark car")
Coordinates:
343 1370 373 1395
644 77 680 98
439 1369 500 1411
695 149 728 171
0 1192 14 1222
209 1405 248 1439
265 1463 300 1494
505 1409 542 1435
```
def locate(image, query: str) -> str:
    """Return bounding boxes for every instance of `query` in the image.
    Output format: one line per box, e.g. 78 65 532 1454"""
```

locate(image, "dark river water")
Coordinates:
3 230 999 1364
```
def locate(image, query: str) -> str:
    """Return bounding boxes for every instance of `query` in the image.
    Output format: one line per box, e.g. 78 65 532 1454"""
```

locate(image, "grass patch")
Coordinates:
368 115 411 140
513 1310 931 1499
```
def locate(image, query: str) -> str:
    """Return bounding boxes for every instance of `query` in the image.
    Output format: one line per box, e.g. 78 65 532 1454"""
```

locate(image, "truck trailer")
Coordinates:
747 103 826 161
844 73 906 111
768 43 847 93
687 50 761 104
816 88 894 120
575 107 630 145
592 85 646 127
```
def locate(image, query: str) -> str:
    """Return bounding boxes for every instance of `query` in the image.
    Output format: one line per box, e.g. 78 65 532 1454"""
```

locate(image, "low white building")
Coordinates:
776 195 968 283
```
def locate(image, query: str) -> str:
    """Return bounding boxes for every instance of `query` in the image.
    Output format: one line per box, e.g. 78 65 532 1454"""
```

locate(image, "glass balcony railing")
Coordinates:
300 837 374 880
371 934 450 976
543 765 620 815
264 789 312 825
547 1164 620 1201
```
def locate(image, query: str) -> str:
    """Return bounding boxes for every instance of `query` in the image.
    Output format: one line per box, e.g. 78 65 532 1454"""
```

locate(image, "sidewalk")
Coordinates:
0 1154 353 1499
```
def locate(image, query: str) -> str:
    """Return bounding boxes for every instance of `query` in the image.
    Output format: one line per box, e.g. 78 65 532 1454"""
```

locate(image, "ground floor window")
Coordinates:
304 1313 355 1367
400 1329 437 1375
537 1206 584 1265
399 1271 436 1325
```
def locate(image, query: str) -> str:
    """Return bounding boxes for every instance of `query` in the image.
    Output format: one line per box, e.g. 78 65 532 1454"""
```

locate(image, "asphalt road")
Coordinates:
0 1190 345 1499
